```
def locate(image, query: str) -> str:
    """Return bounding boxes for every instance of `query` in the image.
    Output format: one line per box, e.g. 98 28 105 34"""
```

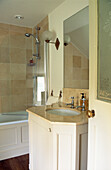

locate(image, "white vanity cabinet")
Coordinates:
28 112 88 170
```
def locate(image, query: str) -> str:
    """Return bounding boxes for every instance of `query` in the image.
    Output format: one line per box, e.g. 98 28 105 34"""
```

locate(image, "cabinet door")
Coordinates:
52 124 75 170
29 115 52 170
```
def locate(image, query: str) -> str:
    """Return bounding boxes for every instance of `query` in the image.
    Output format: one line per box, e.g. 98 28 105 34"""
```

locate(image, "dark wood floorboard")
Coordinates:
0 154 29 170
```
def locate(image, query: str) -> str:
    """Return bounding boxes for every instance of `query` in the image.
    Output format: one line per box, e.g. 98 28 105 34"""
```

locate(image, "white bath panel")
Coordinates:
21 125 29 143
0 127 17 147
0 121 29 160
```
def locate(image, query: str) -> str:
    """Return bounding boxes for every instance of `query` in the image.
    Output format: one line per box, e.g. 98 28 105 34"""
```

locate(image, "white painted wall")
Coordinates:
48 0 89 96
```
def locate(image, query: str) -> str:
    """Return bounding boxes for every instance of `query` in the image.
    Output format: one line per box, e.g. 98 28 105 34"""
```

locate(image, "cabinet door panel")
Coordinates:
52 125 75 170
29 118 52 170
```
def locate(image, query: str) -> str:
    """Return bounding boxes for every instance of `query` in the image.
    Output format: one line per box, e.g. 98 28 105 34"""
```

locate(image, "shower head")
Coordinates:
25 32 40 44
25 33 33 37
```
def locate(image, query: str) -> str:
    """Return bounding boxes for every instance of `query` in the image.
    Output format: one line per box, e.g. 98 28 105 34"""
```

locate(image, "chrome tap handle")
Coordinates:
71 97 74 108
65 97 75 108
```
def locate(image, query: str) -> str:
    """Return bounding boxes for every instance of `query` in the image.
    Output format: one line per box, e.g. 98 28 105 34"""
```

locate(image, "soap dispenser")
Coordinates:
80 93 88 110
80 93 85 106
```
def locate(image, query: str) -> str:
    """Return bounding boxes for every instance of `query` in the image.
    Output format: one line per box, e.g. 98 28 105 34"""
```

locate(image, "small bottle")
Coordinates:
80 93 85 106
51 90 53 96
80 93 88 110
59 90 62 99
58 90 62 104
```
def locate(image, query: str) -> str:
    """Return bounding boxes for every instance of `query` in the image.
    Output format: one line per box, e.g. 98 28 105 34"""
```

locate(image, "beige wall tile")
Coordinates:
26 79 33 88
0 87 11 96
73 56 81 67
0 47 10 63
0 63 10 73
11 64 26 73
26 27 32 34
73 68 81 80
72 80 81 89
64 43 73 56
0 72 11 80
26 37 32 49
9 31 26 49
0 80 11 96
26 66 33 79
26 49 32 62
11 95 27 112
10 48 26 64
26 73 33 79
0 28 9 47
11 88 26 95
11 73 26 80
82 68 89 80
11 80 26 88
10 25 26 33
81 56 89 68
1 96 11 112
81 80 89 89
0 80 11 88
0 23 9 30
27 88 33 106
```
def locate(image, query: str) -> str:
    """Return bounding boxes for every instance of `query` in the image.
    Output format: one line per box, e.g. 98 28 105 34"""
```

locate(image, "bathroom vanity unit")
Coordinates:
27 104 88 170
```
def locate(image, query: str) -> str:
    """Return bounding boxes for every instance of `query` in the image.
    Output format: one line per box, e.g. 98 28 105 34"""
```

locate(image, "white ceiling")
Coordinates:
0 0 65 28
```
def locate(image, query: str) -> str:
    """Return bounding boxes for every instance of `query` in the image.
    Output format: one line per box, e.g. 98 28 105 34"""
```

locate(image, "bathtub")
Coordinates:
0 111 29 160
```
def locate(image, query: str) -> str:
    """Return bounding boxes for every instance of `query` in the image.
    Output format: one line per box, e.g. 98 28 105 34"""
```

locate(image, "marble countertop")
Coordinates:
27 103 88 125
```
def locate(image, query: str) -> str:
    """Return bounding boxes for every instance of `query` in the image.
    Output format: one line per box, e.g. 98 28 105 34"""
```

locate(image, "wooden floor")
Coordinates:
0 154 29 170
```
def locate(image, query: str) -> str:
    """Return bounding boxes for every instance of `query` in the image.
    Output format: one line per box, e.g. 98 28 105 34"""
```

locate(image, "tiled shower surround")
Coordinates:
0 17 49 113
0 23 33 112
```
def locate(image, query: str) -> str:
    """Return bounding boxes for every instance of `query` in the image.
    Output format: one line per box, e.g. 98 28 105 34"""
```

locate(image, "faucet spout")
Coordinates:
76 105 85 111
76 98 86 111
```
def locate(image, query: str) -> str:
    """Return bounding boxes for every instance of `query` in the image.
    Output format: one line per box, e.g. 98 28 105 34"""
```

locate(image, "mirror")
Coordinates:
64 6 89 89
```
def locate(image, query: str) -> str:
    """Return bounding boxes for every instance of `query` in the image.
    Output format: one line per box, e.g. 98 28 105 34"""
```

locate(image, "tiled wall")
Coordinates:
0 23 33 112
64 43 89 89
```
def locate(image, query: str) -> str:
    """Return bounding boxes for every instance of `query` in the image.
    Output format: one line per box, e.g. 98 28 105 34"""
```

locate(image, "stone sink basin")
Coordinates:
46 108 80 116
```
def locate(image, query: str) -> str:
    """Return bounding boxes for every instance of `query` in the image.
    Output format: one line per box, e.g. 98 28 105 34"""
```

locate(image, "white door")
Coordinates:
88 0 111 170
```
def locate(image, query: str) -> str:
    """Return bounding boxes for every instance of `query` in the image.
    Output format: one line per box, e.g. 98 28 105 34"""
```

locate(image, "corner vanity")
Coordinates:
27 103 88 170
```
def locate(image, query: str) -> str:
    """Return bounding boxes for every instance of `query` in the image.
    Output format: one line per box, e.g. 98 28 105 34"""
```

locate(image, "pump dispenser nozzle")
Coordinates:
81 93 85 99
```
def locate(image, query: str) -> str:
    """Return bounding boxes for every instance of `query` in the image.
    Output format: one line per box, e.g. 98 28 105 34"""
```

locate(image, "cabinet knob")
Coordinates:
48 128 51 132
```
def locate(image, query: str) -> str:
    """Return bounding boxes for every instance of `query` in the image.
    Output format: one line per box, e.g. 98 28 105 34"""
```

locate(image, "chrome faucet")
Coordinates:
66 97 74 109
76 98 86 111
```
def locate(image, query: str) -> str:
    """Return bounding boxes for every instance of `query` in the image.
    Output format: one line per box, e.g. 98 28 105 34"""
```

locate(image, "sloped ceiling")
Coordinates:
68 24 89 57
0 0 65 27
64 6 89 58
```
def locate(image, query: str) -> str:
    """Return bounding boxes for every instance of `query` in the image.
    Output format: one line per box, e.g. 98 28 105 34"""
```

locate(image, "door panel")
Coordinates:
88 0 111 170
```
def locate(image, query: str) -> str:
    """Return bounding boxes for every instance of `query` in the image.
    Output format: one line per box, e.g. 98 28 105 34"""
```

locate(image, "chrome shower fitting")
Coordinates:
25 26 41 59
